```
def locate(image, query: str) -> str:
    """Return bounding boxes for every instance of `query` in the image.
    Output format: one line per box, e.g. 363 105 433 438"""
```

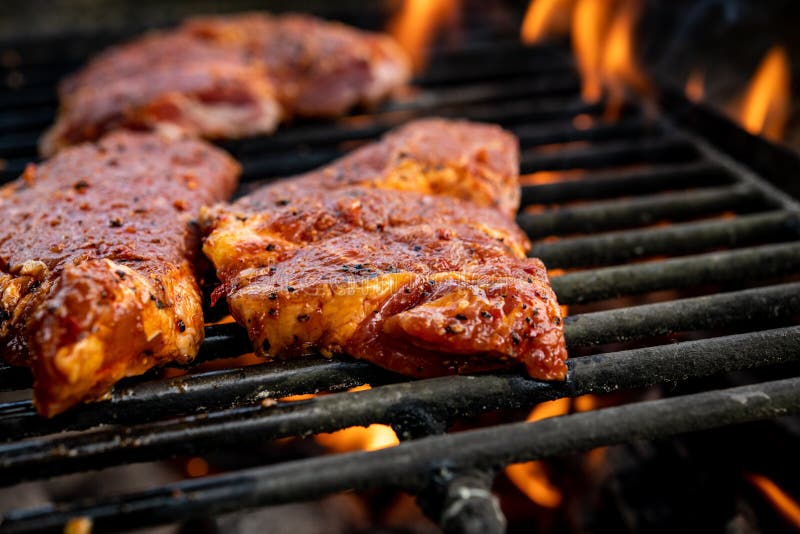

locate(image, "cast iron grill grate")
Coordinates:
0 11 800 534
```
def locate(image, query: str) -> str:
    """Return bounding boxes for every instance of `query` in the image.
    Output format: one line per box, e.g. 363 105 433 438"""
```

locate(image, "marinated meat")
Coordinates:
41 33 280 156
240 119 521 218
183 13 411 117
201 120 567 381
0 132 239 415
42 13 410 155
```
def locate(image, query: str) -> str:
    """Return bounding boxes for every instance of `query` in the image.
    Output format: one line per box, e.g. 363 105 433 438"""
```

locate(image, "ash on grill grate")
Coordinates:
1 3 800 533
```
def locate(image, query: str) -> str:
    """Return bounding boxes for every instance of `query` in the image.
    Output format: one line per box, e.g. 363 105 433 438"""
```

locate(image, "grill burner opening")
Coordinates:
1 1 800 533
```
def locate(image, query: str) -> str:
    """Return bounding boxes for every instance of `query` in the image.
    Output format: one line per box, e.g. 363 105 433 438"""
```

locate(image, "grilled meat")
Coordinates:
202 120 567 381
239 119 521 217
42 13 410 155
41 32 280 156
0 132 239 416
183 13 411 118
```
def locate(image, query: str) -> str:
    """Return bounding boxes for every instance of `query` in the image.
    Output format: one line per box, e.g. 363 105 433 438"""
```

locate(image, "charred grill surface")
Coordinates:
1 7 800 533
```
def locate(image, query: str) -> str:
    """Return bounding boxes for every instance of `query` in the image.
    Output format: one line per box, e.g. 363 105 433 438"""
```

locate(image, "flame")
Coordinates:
389 0 460 72
521 0 575 45
279 393 317 402
315 384 400 452
571 0 615 102
521 0 648 112
64 517 93 534
600 0 648 119
572 394 607 470
685 69 705 103
746 473 800 529
185 457 210 477
316 423 400 452
739 46 791 141
505 398 570 508
572 113 594 130
521 169 587 185
573 393 600 412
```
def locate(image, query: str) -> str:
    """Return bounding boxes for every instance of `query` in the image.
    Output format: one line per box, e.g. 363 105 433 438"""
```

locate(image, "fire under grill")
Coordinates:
1 8 800 534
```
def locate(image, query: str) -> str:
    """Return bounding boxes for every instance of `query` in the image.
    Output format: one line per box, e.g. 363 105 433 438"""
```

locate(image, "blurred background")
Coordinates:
1 0 799 148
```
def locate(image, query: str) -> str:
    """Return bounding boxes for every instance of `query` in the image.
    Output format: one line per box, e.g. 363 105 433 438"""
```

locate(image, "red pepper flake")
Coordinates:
22 163 36 184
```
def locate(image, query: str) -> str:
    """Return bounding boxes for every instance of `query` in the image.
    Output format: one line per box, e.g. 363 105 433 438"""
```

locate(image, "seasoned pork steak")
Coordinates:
201 120 567 381
0 132 239 415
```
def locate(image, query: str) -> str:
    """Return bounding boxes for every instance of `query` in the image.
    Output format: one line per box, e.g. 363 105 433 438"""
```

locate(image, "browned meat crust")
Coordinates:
240 119 521 218
183 13 411 117
202 120 567 381
41 32 280 156
0 132 240 416
41 13 410 155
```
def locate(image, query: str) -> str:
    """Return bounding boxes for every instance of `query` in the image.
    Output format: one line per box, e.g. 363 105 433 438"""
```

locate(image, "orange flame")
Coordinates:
572 394 607 470
389 0 460 72
316 423 400 452
185 457 210 477
505 398 570 508
571 0 615 102
739 46 791 141
746 473 800 529
521 0 575 45
600 0 649 119
314 385 400 452
525 0 648 112
685 69 705 103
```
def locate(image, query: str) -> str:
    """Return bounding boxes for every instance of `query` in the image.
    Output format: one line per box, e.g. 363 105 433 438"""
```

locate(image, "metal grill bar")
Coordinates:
221 107 641 162
530 210 799 268
519 136 698 172
518 184 764 238
0 358 396 440
551 241 800 304
512 116 655 146
520 162 733 205
223 97 606 182
0 16 799 532
3 279 799 439
564 282 800 347
3 375 798 534
1 326 798 486
384 77 581 112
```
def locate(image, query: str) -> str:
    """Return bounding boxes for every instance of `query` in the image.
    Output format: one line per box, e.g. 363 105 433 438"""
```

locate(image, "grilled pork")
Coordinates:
41 13 410 155
247 118 522 218
0 132 239 416
40 32 281 156
183 13 411 118
202 120 567 381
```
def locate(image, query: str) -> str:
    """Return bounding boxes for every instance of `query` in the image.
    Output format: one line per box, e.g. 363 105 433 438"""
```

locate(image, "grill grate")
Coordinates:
1 11 800 533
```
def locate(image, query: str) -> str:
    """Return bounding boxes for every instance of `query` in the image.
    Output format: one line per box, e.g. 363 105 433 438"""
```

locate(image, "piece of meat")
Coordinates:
41 13 410 155
240 119 521 218
203 188 566 380
183 13 411 117
0 132 240 416
201 121 567 381
41 33 281 156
